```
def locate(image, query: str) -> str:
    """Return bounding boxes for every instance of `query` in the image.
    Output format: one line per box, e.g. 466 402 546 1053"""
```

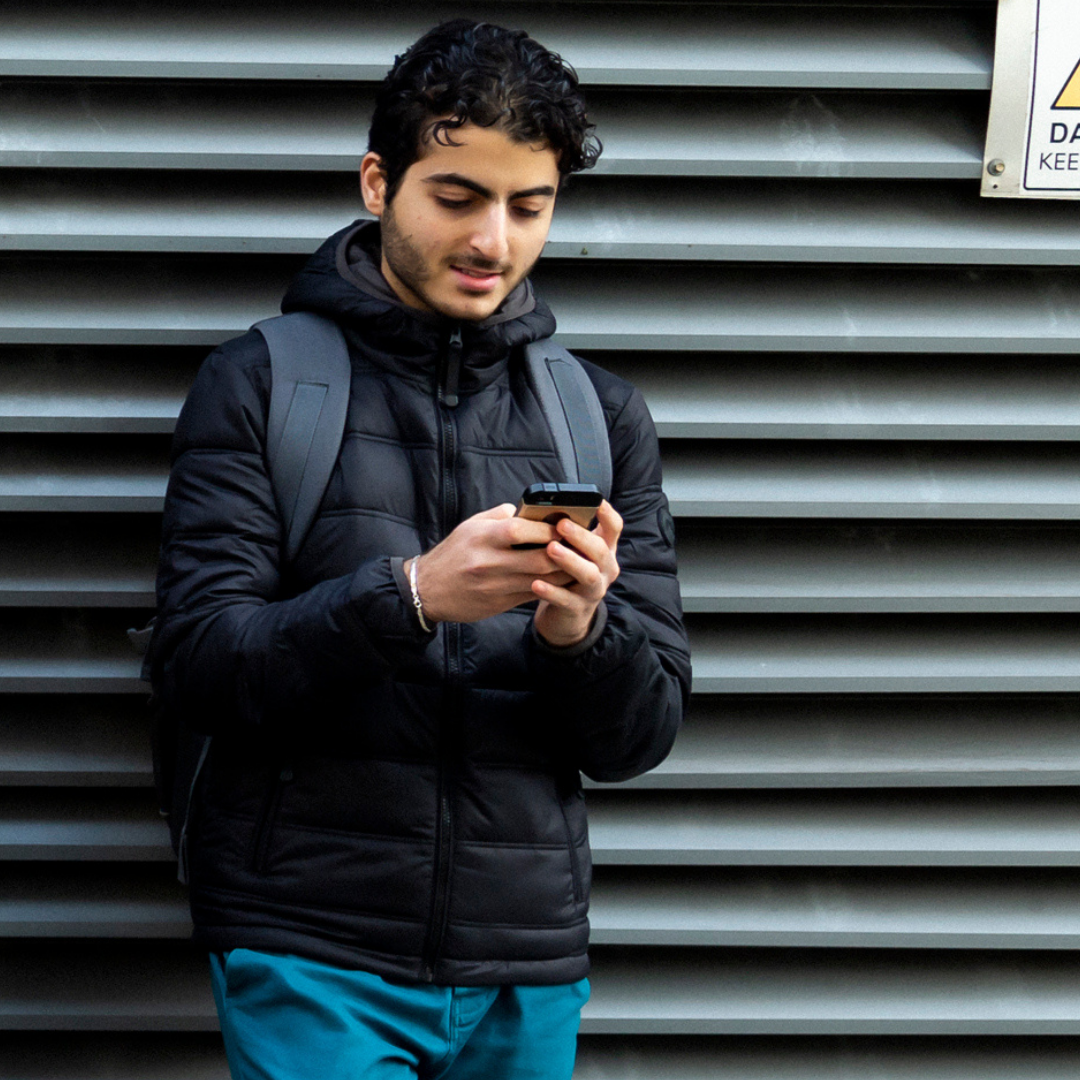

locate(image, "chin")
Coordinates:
435 293 507 323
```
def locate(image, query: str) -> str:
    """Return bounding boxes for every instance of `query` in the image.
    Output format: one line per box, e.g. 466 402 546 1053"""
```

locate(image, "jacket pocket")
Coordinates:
251 765 292 875
558 793 586 904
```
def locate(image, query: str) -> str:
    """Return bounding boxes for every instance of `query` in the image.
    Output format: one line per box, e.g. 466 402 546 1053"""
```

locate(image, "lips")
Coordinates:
450 262 505 292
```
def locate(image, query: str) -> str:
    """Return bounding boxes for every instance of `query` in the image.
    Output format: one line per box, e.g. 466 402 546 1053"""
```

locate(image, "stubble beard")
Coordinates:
379 201 536 322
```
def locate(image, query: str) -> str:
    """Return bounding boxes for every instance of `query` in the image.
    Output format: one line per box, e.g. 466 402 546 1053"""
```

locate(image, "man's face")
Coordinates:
360 123 560 323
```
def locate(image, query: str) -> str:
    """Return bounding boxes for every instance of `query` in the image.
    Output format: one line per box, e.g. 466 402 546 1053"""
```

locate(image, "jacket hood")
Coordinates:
281 221 557 389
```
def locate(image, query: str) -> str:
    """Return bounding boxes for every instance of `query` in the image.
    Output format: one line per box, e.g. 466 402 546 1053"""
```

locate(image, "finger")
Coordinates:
531 578 598 620
504 517 560 549
554 517 607 563
477 502 518 520
544 540 606 598
594 500 623 547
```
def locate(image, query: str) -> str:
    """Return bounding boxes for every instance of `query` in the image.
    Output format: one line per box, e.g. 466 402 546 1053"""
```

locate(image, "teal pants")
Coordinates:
209 948 589 1080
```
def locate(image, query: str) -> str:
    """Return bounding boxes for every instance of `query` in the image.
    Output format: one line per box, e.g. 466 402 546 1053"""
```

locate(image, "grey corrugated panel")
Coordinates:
574 1035 1080 1080
688 614 1080 694
663 442 1080 519
0 941 214 1030
588 867 1080 948
0 81 984 178
11 257 1080 353
0 436 167 512
676 523 1080 613
2 1033 227 1080
0 346 196 434
13 341 1080 446
0 2 993 89
615 694 1080 789
15 785 1080 867
9 863 1080 950
0 516 157 605
583 947 1080 1034
0 610 143 692
603 353 1080 440
0 791 170 860
9 1034 1080 1080
13 441 1080 520
0 697 150 785
584 788 1080 866
13 943 1080 1035
18 176 1080 267
10 336 1080 445
0 865 188 937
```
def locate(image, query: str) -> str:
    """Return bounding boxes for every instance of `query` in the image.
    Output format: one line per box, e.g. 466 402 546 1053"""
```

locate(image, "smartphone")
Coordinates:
513 483 602 548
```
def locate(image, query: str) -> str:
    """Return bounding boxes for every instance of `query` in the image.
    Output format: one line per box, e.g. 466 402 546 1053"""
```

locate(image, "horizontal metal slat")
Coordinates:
0 610 144 692
664 441 1080 519
16 439 1080 523
585 948 1080 1034
0 436 167 512
676 523 1080 613
2 1033 227 1080
0 82 984 178
589 866 1080 948
10 257 1080 352
0 697 150 785
585 788 1080 866
16 437 1080 521
0 345 197 434
13 690 1076 794
0 865 187 936
0 791 170 860
6 1031 1079 1080
15 785 1080 867
12 942 1080 1034
0 515 158 604
0 942 213 1030
0 3 992 89
574 1035 1080 1080
604 352 1080 440
15 175 1076 267
688 614 1080 694
8 863 1080 950
621 694 1080 789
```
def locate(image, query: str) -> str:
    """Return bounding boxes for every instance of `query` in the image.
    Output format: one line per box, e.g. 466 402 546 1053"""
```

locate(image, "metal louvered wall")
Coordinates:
6 0 1080 1075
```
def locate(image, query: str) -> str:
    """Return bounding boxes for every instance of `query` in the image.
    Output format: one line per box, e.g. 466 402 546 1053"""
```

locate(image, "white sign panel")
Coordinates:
983 0 1080 199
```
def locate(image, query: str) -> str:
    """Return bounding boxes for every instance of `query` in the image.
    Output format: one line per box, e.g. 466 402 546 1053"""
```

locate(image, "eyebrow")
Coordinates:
423 173 557 201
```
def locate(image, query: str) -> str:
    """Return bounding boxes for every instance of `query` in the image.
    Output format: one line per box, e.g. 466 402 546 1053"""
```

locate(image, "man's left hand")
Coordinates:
531 500 622 648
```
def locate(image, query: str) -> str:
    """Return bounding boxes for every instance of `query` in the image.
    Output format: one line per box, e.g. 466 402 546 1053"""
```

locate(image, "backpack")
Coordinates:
130 311 612 881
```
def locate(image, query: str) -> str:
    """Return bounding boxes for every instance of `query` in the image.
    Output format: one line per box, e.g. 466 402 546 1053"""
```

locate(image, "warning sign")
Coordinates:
1053 60 1080 109
983 0 1080 198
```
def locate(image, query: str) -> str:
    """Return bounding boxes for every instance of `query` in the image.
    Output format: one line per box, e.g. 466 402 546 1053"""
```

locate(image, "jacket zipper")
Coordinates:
423 327 462 981
252 764 292 875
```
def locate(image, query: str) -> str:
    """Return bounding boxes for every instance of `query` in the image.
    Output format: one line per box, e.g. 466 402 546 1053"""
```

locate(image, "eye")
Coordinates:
513 206 543 220
436 197 471 210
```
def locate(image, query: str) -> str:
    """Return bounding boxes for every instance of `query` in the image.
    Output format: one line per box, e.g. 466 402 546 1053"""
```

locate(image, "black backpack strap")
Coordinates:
255 312 352 563
524 339 613 499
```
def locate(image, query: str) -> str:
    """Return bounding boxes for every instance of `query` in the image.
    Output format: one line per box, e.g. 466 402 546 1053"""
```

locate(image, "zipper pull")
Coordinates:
443 328 462 408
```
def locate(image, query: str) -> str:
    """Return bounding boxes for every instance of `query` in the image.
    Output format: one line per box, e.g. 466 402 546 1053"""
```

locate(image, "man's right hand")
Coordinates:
405 503 571 624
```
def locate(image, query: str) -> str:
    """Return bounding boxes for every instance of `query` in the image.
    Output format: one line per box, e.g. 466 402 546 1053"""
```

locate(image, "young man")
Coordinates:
154 20 690 1079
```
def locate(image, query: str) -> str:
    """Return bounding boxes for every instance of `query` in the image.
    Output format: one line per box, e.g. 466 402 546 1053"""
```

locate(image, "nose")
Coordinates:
469 205 509 263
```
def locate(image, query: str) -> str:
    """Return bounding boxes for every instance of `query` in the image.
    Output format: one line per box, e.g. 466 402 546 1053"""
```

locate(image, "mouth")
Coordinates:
450 262 505 293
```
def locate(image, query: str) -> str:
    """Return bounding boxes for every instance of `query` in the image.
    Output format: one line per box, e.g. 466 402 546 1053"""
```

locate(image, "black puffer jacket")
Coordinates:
156 222 690 986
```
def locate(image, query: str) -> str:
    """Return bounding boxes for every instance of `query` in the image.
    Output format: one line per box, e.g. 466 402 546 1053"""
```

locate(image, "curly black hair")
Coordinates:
367 20 602 199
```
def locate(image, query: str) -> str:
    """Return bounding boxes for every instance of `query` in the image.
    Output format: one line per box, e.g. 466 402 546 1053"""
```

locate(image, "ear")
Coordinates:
360 152 389 217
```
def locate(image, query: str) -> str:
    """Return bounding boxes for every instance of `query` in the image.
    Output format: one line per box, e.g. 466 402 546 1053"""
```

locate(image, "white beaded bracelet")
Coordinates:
408 556 432 633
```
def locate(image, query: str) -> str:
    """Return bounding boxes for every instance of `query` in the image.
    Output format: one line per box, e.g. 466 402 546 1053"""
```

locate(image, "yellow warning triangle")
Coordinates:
1054 58 1080 108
